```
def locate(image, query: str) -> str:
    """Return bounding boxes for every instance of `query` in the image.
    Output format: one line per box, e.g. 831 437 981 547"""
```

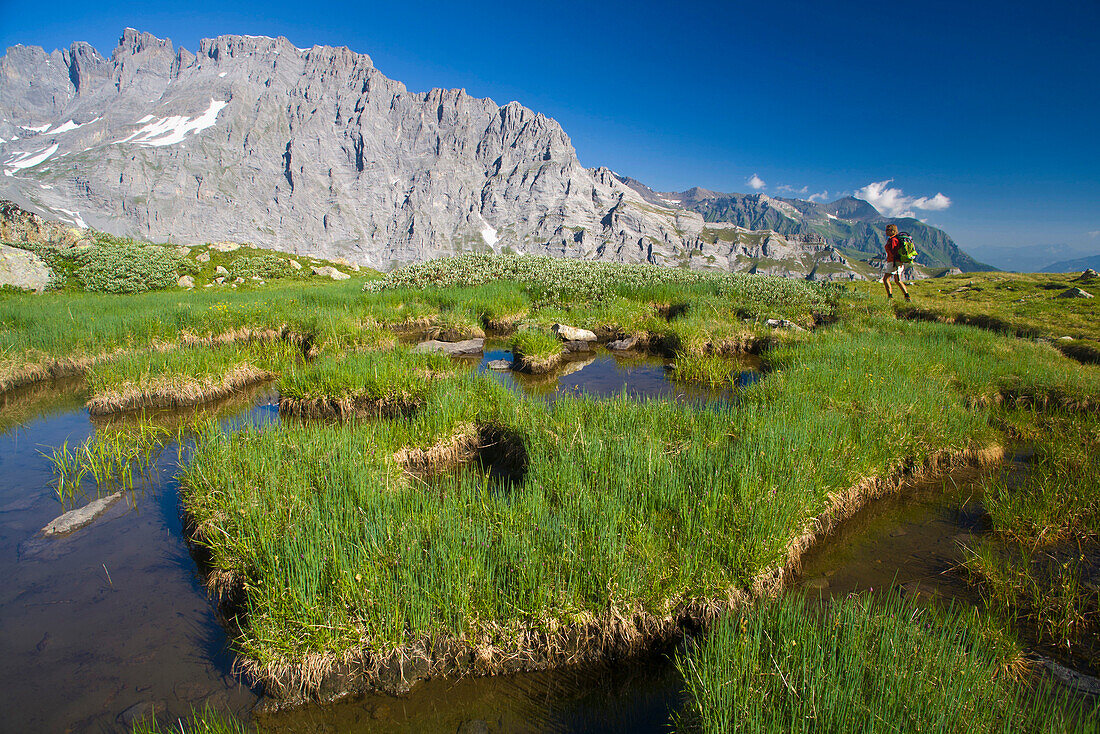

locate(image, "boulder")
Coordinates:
313 265 351 280
233 277 245 284
177 275 195 288
196 250 211 263
41 492 123 537
214 277 225 284
607 336 638 351
0 244 51 292
1078 269 1097 279
563 340 593 352
1058 287 1094 299
487 359 512 370
551 323 596 342
413 338 484 356
207 241 240 252
289 258 302 270
766 318 806 331
174 245 190 257
214 265 229 275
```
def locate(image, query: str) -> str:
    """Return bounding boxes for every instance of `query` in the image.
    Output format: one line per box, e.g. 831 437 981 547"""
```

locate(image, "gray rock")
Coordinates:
213 276 225 284
1038 656 1100 695
313 265 350 280
41 492 123 537
562 339 593 352
487 359 511 370
177 274 194 288
765 318 806 331
1058 287 1094 299
196 250 210 262
289 258 302 270
214 265 228 275
551 324 596 342
607 337 638 351
413 338 484 355
0 32 876 279
0 243 52 291
1078 269 1097 279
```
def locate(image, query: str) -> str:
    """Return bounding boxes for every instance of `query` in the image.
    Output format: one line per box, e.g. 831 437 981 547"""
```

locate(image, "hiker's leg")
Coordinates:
894 273 910 299
882 271 893 297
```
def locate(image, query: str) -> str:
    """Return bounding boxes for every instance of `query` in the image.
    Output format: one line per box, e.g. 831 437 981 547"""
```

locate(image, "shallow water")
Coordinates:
0 380 276 732
467 342 760 403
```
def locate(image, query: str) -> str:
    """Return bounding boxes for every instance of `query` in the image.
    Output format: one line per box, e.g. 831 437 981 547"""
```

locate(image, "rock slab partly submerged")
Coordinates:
42 492 123 537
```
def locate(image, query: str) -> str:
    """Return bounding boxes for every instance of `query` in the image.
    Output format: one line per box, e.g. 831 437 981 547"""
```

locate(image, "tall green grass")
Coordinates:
277 347 455 402
676 592 1096 733
180 315 1100 680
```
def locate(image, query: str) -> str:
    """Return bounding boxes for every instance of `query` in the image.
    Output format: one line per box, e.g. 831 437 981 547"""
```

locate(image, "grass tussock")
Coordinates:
177 312 1100 698
676 592 1095 734
130 704 250 734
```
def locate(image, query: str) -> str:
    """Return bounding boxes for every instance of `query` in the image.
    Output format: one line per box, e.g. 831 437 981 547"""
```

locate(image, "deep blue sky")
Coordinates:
2 0 1098 268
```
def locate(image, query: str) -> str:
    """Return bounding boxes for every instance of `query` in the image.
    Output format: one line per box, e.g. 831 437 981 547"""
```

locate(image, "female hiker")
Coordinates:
882 224 911 301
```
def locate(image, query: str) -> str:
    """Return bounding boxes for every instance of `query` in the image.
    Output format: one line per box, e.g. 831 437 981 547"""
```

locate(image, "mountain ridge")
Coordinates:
0 29 984 277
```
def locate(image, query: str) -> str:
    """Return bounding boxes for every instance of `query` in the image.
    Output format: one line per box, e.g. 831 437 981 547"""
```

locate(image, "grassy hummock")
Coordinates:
676 593 1096 733
179 309 1100 697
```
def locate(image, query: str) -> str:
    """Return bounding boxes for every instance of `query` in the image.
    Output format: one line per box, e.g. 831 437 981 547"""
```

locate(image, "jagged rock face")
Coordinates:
0 28 925 281
0 30 705 270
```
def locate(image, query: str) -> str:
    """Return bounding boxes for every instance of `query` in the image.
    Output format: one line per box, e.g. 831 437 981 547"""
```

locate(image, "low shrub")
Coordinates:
227 253 294 281
74 243 180 294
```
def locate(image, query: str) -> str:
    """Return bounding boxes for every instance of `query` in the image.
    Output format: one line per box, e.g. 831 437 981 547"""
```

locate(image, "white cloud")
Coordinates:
1088 230 1100 238
807 190 829 203
856 180 952 218
747 173 766 190
776 184 809 195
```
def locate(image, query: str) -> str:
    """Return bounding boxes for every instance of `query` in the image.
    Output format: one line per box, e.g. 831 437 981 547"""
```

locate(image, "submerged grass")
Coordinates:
47 424 175 507
676 592 1096 733
130 705 251 734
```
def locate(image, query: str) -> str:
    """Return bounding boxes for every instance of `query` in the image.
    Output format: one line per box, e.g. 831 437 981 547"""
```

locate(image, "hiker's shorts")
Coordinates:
884 262 904 277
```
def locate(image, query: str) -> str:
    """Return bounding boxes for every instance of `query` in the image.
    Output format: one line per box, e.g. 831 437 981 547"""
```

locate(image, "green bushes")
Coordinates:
74 243 181 293
676 593 1094 733
227 253 294 281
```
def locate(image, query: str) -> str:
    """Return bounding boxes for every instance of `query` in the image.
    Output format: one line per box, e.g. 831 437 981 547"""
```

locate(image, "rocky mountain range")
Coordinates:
0 29 983 277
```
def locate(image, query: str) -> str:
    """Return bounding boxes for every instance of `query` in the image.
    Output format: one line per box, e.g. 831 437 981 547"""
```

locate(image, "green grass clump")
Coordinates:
676 593 1094 733
47 424 174 506
511 329 563 360
227 253 295 281
278 347 454 402
670 353 753 388
179 314 1100 686
131 705 250 734
74 242 181 293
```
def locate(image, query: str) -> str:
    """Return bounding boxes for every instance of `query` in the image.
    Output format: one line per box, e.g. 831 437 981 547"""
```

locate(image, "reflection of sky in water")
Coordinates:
469 346 758 407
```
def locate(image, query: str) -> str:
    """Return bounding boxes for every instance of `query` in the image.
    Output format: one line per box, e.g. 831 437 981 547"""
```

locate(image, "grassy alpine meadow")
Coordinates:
675 592 1098 734
851 270 1100 364
178 297 1100 694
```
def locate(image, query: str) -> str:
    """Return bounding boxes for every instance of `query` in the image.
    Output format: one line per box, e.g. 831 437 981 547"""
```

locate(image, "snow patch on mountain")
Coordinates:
116 100 227 147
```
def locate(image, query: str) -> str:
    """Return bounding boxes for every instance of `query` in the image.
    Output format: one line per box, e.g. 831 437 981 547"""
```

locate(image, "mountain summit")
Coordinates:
0 30 984 274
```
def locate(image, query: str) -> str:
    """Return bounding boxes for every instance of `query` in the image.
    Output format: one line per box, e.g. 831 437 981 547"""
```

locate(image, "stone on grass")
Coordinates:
1058 287 1094 299
207 241 240 252
214 265 229 275
413 338 484 356
766 318 806 331
551 323 596 342
177 275 195 288
214 277 225 285
313 265 350 280
289 259 302 270
1078 269 1097 279
195 250 211 263
42 492 123 537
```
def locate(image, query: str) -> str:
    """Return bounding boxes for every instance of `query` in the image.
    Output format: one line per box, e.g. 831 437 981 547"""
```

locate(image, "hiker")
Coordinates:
882 224 911 301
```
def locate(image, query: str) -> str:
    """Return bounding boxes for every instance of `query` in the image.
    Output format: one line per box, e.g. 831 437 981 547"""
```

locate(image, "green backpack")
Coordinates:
896 232 918 263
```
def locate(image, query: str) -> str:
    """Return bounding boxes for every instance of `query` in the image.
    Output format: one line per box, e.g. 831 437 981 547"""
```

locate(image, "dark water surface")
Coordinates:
0 381 276 732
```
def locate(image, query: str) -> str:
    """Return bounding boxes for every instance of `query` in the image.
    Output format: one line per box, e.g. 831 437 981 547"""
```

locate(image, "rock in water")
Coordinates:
487 359 512 370
0 244 51 291
41 492 123 537
551 324 597 343
607 337 638 351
